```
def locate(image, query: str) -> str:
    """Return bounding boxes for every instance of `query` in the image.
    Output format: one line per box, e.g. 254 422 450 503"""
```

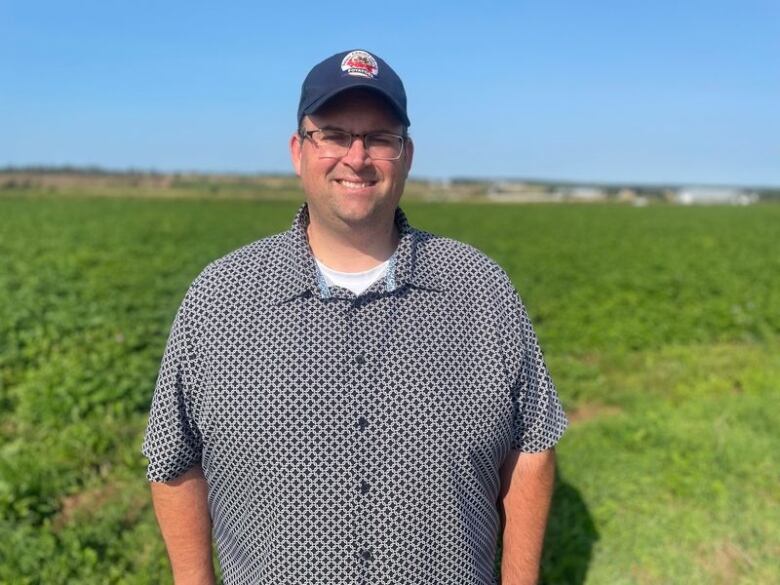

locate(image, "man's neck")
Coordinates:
306 215 399 273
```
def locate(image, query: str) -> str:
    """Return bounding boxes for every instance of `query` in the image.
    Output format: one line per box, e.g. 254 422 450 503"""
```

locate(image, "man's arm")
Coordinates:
150 464 216 585
498 448 556 585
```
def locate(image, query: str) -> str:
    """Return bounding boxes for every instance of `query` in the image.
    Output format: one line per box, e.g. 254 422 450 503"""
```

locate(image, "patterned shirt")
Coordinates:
142 203 568 585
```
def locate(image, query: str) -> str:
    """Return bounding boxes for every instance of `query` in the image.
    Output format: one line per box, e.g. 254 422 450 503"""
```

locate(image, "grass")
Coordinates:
0 192 778 583
545 339 780 585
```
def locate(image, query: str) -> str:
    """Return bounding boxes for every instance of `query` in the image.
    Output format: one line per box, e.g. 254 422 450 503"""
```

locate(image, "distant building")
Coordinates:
565 187 607 202
674 187 759 205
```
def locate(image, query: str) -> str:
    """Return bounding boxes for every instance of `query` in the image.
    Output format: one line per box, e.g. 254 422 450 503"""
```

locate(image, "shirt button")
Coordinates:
355 353 366 365
357 416 369 430
361 549 374 561
359 480 370 495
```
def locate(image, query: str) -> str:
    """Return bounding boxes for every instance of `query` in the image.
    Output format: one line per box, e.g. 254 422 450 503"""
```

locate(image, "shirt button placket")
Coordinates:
350 299 375 571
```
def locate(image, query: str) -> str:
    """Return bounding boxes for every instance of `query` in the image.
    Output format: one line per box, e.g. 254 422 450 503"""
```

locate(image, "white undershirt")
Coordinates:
315 258 390 295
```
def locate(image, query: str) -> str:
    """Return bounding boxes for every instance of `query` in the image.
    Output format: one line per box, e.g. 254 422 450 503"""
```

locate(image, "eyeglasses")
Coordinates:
299 128 406 161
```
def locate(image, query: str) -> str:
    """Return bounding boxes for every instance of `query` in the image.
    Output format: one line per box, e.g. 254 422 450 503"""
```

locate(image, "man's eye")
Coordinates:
369 134 398 147
320 131 348 144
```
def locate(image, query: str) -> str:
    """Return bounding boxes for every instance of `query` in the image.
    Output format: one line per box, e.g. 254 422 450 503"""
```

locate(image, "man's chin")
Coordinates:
333 203 391 229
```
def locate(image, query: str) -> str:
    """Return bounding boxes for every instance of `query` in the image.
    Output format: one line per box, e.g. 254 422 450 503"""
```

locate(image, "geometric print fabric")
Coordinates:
142 203 568 584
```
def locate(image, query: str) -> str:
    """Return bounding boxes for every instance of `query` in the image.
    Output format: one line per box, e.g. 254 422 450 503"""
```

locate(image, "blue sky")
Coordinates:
2 1 778 185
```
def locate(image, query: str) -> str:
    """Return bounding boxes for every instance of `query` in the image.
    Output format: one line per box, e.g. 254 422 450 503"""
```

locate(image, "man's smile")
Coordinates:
335 179 378 189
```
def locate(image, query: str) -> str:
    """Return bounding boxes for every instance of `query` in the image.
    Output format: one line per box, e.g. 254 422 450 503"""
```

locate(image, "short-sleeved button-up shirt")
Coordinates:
142 204 567 585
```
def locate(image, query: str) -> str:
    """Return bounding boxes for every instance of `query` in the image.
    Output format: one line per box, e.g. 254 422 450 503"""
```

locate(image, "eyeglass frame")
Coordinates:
297 127 408 161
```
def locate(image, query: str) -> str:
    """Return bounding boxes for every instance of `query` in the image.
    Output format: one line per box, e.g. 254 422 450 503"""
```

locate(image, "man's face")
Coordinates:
290 89 414 232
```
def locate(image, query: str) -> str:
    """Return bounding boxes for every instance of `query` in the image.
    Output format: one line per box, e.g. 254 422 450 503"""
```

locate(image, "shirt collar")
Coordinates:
273 203 444 304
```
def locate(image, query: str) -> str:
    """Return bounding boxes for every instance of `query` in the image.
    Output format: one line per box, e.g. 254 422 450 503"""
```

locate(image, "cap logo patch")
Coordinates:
341 50 379 79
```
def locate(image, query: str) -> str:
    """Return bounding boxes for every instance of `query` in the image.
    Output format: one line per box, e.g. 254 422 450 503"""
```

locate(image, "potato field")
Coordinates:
1 194 778 584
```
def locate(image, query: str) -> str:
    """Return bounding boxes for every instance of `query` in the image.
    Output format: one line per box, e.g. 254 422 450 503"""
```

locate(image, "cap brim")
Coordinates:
301 82 410 127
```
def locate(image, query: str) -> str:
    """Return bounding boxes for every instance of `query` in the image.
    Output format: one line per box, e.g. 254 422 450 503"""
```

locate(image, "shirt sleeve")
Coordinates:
142 281 205 482
498 274 568 452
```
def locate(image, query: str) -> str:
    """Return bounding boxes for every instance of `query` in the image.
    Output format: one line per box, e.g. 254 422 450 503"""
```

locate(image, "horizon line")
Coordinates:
2 164 779 192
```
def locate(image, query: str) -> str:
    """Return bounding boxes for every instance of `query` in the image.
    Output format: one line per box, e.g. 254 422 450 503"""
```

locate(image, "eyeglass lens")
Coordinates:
313 130 403 160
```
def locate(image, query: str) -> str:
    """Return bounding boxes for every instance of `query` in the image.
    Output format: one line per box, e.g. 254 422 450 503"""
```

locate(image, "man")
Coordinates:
143 49 567 585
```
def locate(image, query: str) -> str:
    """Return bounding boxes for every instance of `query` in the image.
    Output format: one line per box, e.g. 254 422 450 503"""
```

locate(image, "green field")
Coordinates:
1 194 779 584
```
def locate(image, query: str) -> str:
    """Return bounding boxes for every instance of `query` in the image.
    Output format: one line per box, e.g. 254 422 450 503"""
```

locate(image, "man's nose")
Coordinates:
342 135 371 168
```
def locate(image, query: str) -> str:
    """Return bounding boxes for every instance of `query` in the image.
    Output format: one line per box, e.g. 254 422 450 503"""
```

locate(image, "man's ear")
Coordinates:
289 132 303 177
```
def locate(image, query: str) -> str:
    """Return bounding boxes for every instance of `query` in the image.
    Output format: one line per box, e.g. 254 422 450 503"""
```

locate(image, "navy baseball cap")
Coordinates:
297 49 410 128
